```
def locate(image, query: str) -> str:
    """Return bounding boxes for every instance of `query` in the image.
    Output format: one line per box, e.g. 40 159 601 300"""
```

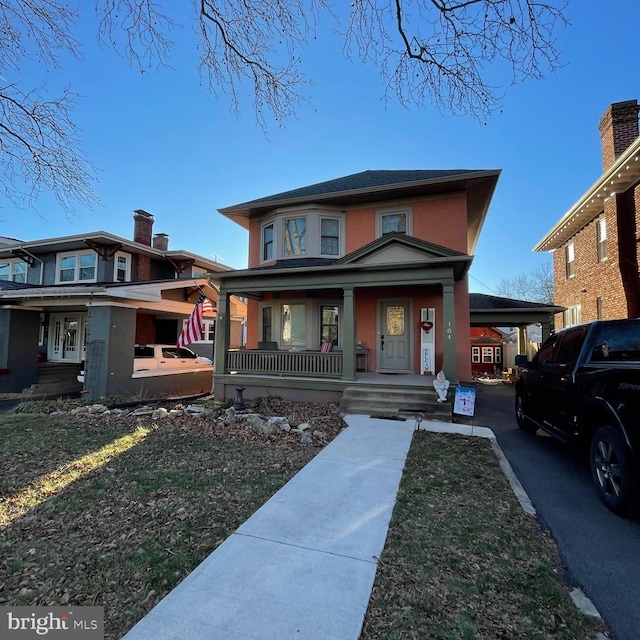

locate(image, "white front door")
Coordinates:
378 300 412 371
49 313 86 362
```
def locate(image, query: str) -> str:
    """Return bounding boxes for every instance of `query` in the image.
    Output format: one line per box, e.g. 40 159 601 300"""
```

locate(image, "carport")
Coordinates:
469 293 565 355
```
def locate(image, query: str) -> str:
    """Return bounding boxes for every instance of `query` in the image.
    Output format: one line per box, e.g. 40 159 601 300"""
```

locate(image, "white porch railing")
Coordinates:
226 349 343 377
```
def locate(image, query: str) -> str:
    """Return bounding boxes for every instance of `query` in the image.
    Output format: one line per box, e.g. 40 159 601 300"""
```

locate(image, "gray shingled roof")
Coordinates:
0 279 40 290
470 293 562 311
230 169 481 207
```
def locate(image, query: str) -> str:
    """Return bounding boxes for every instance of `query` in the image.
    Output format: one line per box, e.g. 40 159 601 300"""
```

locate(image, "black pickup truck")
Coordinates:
515 319 640 517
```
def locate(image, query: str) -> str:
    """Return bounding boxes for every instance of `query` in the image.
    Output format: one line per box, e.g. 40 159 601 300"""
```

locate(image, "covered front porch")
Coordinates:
212 234 474 402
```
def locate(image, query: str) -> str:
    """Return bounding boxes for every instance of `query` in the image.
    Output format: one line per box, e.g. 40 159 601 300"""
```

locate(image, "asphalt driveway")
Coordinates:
472 383 640 640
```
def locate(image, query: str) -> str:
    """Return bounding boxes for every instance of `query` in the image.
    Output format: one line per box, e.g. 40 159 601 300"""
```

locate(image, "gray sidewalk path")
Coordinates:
122 415 416 640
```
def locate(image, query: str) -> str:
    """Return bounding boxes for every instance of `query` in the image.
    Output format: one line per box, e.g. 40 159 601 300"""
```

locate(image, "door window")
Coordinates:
386 305 405 335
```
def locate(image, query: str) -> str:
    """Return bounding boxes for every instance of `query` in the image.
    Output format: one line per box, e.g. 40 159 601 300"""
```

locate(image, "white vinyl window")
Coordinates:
281 303 306 346
283 218 307 256
262 222 274 261
482 347 494 363
376 207 413 238
0 258 27 283
565 242 575 278
56 251 97 283
114 251 131 282
320 218 340 256
563 304 582 328
472 347 480 363
597 217 607 262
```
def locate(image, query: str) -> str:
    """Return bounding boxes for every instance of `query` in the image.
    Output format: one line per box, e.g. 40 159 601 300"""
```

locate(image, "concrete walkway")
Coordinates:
122 415 493 640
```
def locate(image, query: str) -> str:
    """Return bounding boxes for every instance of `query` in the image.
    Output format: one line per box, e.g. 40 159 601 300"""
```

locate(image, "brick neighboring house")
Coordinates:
535 100 640 326
212 169 501 403
0 210 246 398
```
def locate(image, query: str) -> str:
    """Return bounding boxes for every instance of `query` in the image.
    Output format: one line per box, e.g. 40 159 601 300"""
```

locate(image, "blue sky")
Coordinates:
3 1 640 294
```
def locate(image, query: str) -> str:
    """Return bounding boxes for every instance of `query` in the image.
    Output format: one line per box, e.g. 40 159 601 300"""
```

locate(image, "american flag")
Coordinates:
177 292 216 347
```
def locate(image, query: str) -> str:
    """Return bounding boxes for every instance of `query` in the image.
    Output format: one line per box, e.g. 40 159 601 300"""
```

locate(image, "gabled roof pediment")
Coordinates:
334 232 469 267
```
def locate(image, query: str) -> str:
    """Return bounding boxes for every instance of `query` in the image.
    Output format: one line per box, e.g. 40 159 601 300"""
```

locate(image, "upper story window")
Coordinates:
376 207 412 238
596 217 607 262
263 223 274 261
283 218 307 256
114 251 131 282
56 250 97 284
565 242 575 278
259 209 345 264
0 258 27 283
320 218 340 256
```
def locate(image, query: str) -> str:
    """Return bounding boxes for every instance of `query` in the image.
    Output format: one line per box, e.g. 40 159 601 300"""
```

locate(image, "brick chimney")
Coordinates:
133 209 154 246
152 233 169 251
599 100 640 170
133 209 153 281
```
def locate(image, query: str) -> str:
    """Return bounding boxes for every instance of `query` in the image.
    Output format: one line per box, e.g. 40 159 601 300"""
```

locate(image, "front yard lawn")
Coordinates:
1 401 609 639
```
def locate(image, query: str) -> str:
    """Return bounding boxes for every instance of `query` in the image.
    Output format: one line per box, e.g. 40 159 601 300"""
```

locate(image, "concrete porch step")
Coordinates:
340 384 452 422
21 362 83 396
22 384 82 397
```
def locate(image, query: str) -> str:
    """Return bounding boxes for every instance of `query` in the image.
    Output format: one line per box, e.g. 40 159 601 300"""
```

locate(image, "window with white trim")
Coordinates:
114 251 131 282
281 303 306 346
320 218 340 256
565 242 575 278
261 306 273 342
472 347 480 363
495 346 502 364
482 347 494 363
202 319 216 342
376 207 412 238
597 217 607 262
563 304 582 328
283 218 307 256
262 222 274 261
259 210 345 263
56 251 97 283
0 258 27 283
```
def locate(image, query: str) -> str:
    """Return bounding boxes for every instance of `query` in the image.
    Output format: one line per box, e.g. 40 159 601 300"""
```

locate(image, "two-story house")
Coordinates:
534 99 640 326
0 210 246 398
212 169 501 403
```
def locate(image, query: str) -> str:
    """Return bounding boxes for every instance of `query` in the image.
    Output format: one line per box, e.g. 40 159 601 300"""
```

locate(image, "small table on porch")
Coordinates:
356 348 369 372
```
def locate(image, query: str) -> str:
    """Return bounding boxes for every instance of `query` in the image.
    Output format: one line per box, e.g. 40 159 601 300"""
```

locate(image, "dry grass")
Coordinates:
0 398 344 640
360 430 609 640
1 402 610 640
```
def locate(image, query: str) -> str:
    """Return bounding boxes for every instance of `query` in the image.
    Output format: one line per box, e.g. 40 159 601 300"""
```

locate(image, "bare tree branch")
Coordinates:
0 83 98 213
495 262 555 304
346 0 568 119
0 0 568 213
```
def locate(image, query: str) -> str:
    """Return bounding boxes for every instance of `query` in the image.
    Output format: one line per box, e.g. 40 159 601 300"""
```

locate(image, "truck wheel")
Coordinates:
515 389 536 433
590 426 640 517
